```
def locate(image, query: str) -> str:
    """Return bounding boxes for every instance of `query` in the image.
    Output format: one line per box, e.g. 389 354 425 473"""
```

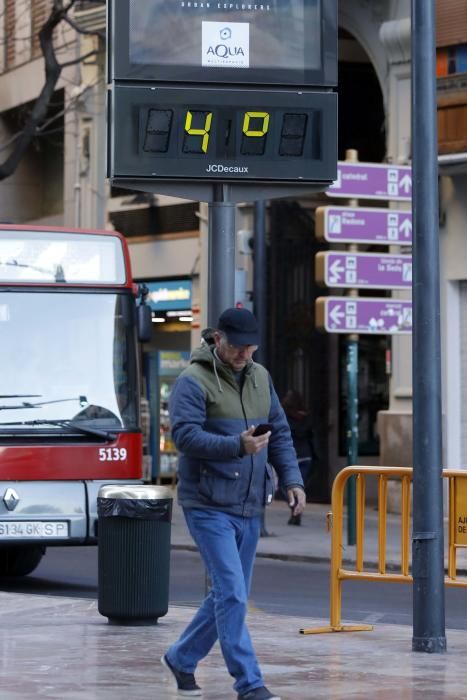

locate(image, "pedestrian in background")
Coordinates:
161 307 305 700
281 389 315 526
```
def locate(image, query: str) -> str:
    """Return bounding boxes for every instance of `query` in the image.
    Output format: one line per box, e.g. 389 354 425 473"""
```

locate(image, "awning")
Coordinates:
438 152 467 176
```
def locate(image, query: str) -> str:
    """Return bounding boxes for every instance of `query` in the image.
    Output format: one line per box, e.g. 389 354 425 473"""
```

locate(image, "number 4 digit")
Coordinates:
184 111 213 153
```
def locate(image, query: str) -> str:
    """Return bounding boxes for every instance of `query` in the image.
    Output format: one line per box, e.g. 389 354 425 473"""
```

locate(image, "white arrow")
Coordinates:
399 218 412 238
329 304 345 326
399 174 412 193
402 262 412 282
328 259 344 283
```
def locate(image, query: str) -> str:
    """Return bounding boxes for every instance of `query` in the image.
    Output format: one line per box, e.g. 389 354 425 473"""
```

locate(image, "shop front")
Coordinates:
140 279 192 482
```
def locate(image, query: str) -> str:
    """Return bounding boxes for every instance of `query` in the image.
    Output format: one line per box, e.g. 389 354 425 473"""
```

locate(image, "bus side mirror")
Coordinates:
137 284 152 342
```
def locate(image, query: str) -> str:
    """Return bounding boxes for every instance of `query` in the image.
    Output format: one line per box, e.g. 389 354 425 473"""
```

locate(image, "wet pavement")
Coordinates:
1 591 466 699
1 498 466 699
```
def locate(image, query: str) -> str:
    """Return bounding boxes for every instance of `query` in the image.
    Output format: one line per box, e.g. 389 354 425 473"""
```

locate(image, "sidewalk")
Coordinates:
2 499 466 699
1 590 466 699
171 497 467 572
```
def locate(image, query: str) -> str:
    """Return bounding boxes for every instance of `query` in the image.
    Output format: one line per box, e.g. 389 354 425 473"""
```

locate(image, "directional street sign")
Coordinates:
315 251 412 289
315 296 413 335
326 162 412 201
316 206 412 245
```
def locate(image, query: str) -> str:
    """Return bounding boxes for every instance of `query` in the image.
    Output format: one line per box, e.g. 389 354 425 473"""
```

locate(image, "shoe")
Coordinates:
287 514 302 526
161 654 202 696
238 686 281 700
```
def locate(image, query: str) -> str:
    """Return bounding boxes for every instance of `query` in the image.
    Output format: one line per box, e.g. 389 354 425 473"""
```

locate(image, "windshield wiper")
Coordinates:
0 395 87 411
0 418 117 440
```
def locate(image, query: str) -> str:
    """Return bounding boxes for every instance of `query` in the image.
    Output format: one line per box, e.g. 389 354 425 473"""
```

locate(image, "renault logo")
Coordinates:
3 488 19 511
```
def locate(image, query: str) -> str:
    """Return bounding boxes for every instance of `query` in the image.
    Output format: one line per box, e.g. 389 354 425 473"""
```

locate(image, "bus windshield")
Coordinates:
0 291 138 433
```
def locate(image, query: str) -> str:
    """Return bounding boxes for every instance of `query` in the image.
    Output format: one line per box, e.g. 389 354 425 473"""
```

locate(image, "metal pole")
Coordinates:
346 339 358 545
205 183 236 594
254 200 271 537
411 0 446 653
345 149 360 546
253 200 267 366
207 184 236 326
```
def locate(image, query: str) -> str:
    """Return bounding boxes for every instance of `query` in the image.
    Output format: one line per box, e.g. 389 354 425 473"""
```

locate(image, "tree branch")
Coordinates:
60 48 101 70
63 14 105 42
0 0 101 181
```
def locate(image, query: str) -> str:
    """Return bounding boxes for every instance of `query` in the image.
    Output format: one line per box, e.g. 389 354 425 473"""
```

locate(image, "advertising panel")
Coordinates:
129 0 320 72
145 280 192 312
111 0 336 86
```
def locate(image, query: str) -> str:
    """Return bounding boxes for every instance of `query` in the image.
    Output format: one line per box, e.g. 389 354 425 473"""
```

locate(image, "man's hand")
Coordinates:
241 425 271 455
287 486 306 516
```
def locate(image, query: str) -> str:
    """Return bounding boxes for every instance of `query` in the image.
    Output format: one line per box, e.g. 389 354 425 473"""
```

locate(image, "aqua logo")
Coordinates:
202 21 250 68
206 44 245 58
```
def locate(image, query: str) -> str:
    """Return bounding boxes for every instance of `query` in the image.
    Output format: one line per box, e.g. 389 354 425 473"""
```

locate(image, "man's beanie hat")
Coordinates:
217 307 259 346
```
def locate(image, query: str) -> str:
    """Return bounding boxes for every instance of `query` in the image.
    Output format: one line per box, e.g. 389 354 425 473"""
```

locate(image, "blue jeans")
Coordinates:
166 508 263 695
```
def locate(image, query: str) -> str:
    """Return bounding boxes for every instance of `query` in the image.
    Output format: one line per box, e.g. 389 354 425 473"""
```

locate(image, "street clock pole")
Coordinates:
107 0 338 472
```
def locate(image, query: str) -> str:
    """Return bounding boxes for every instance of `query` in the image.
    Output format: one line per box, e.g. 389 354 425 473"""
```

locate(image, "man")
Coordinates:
161 307 306 700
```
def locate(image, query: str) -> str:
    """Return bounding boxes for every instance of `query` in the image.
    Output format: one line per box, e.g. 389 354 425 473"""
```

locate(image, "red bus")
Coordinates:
0 225 151 576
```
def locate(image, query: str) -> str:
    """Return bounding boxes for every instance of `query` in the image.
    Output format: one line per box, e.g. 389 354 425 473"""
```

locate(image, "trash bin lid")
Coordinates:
98 484 173 500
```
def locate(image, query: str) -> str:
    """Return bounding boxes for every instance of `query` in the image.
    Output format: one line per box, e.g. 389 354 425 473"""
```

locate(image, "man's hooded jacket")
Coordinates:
169 334 304 517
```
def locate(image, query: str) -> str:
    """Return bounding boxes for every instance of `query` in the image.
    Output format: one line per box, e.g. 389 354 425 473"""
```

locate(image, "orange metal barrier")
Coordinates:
300 465 467 635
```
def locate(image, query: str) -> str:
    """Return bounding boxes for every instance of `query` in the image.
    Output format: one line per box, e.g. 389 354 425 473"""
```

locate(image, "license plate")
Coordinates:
0 521 69 539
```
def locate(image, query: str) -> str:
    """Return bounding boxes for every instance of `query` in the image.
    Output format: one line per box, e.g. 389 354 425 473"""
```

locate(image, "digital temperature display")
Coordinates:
110 85 337 184
144 109 309 158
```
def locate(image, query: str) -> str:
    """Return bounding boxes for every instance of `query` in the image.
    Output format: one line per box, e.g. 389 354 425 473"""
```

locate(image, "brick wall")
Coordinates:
32 0 53 59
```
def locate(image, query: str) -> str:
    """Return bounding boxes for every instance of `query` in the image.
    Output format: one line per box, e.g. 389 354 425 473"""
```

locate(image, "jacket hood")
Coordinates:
190 329 257 392
190 335 216 365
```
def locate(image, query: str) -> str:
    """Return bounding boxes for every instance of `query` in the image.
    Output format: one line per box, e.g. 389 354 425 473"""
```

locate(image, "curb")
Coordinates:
172 543 390 569
171 543 467 576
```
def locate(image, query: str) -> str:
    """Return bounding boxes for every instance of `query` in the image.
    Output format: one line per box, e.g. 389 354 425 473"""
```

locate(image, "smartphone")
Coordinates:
252 423 273 437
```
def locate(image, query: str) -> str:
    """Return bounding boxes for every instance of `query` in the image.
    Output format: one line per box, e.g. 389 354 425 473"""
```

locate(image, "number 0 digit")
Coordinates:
242 112 270 137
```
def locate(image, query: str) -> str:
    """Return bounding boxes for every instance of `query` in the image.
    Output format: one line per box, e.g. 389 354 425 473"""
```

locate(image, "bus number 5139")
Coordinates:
99 447 127 461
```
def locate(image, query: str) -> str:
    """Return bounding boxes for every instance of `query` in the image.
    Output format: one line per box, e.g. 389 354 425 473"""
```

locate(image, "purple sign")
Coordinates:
317 252 412 290
316 297 413 335
317 206 412 245
326 162 412 201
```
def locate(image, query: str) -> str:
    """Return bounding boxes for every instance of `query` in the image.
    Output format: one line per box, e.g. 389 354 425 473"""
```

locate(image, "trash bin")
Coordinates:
97 484 173 625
